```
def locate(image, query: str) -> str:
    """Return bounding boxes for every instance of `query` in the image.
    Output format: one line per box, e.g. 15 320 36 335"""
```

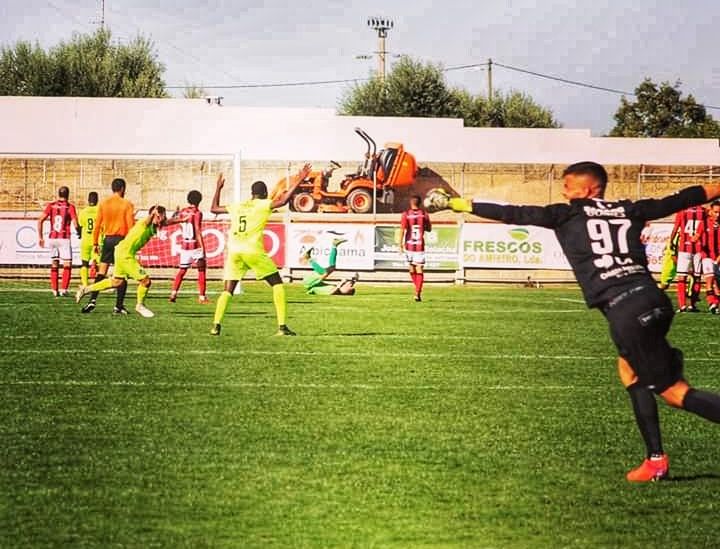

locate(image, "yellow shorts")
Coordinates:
79 241 100 263
114 254 148 281
223 250 278 281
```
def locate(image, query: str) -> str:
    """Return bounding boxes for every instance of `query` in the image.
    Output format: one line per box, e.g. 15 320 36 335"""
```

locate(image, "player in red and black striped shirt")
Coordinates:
400 195 432 301
670 205 706 311
169 190 208 303
702 201 720 313
37 186 79 297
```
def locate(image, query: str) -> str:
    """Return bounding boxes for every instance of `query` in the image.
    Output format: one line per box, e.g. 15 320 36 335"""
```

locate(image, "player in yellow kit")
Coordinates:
76 205 184 318
77 191 100 287
209 166 310 336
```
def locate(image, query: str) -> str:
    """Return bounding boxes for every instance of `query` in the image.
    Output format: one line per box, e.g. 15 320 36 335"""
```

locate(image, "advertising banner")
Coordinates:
286 223 374 270
0 219 285 268
641 222 672 274
461 223 571 269
374 225 460 270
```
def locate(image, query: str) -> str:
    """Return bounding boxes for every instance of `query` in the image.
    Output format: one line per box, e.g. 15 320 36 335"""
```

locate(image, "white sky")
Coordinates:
2 0 719 135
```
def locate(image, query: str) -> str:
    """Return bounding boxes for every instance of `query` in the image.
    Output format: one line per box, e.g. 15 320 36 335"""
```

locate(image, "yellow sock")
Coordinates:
213 291 232 324
272 284 287 326
88 277 113 293
80 265 88 287
137 284 148 306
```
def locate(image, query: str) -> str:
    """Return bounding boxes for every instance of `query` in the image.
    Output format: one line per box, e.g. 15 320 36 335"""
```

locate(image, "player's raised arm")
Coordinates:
443 194 561 228
211 173 228 214
270 163 312 209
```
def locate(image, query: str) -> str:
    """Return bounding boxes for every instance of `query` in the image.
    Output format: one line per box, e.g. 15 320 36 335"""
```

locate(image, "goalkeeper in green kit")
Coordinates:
303 238 358 295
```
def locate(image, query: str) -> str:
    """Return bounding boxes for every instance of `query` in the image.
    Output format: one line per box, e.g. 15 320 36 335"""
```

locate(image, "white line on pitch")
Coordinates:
6 348 719 362
0 379 590 391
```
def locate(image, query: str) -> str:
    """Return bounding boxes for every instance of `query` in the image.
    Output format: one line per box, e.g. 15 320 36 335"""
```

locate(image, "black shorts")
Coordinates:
100 235 124 265
601 284 682 393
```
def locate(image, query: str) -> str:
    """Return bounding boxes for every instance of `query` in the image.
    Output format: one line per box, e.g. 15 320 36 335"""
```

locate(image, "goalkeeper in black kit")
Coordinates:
428 161 720 482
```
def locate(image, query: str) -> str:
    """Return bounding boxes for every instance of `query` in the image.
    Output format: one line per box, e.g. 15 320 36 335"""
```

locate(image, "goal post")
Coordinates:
0 152 240 280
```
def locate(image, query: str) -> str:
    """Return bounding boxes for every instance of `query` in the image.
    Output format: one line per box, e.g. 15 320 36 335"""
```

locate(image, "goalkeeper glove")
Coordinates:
448 197 472 213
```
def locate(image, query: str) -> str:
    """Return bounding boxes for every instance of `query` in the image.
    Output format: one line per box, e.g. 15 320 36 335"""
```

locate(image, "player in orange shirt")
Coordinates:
81 178 135 314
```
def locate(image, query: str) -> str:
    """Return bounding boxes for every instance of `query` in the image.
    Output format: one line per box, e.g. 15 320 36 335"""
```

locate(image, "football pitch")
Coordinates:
1 281 719 548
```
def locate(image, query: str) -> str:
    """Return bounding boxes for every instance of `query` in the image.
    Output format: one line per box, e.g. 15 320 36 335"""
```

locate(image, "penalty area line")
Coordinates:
0 379 589 391
8 348 720 362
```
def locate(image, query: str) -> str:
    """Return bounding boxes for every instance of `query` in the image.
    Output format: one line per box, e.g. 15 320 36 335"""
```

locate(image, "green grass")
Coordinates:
1 281 720 548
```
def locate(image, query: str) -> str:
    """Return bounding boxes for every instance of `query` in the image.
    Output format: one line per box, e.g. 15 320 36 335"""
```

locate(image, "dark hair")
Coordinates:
712 201 720 208
88 191 98 205
149 204 167 217
251 180 268 199
410 194 422 206
562 162 608 193
187 190 202 206
111 178 126 193
58 186 69 199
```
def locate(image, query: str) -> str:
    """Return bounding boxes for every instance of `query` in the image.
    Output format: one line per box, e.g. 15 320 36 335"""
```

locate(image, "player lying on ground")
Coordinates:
427 161 720 482
302 238 358 295
76 205 184 318
209 165 311 337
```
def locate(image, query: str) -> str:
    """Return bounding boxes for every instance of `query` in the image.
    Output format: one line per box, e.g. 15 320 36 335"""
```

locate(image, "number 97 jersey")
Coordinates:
225 198 272 254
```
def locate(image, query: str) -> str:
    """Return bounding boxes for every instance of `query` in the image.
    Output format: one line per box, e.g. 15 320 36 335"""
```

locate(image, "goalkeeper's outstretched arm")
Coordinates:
447 197 560 228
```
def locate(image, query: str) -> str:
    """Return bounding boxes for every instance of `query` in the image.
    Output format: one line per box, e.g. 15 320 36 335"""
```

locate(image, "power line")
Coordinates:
165 77 366 90
165 58 720 112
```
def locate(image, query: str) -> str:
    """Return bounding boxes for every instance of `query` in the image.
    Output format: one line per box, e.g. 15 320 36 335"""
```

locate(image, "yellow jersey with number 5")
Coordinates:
226 198 271 254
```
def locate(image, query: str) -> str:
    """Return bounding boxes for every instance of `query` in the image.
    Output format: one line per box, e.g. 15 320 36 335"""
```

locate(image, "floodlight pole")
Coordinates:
367 17 394 82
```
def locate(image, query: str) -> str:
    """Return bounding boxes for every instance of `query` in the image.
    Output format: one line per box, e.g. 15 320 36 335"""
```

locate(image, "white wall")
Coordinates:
1 96 719 165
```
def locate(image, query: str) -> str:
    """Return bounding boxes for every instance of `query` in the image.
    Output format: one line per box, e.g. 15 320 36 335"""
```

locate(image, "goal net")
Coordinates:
0 154 238 283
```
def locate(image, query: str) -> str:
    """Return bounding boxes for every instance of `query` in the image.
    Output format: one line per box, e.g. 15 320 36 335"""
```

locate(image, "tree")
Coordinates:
182 84 208 99
340 56 460 118
610 79 720 138
453 89 559 128
339 56 558 128
0 29 167 97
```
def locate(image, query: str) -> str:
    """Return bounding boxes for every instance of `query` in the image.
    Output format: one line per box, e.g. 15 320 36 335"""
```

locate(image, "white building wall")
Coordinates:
1 96 719 165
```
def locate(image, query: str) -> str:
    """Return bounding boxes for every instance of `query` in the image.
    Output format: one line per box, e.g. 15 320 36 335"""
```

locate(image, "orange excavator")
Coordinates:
270 127 418 213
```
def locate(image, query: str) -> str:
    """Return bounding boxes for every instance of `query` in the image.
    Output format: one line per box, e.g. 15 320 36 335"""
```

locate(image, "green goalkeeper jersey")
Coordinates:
116 218 156 256
77 205 98 245
226 198 271 254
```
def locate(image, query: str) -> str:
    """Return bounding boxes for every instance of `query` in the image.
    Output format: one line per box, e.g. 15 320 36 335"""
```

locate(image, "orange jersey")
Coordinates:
93 194 134 244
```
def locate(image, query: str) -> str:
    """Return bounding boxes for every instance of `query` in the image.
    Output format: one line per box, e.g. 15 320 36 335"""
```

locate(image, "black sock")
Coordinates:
628 384 663 457
683 389 720 423
89 273 105 301
115 280 127 309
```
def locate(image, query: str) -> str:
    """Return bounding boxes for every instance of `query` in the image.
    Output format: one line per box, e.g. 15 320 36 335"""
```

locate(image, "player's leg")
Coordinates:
135 277 154 318
604 287 675 481
197 257 208 303
675 252 691 311
169 268 187 302
689 255 702 310
617 357 667 482
170 248 190 302
83 236 118 312
50 257 60 297
79 241 92 287
121 258 154 317
414 263 425 301
211 252 246 335
263 271 294 336
57 238 72 295
658 248 676 290
702 257 718 313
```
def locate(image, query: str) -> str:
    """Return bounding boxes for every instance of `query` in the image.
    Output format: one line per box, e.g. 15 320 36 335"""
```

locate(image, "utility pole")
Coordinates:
93 0 105 29
367 17 394 82
487 58 493 100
